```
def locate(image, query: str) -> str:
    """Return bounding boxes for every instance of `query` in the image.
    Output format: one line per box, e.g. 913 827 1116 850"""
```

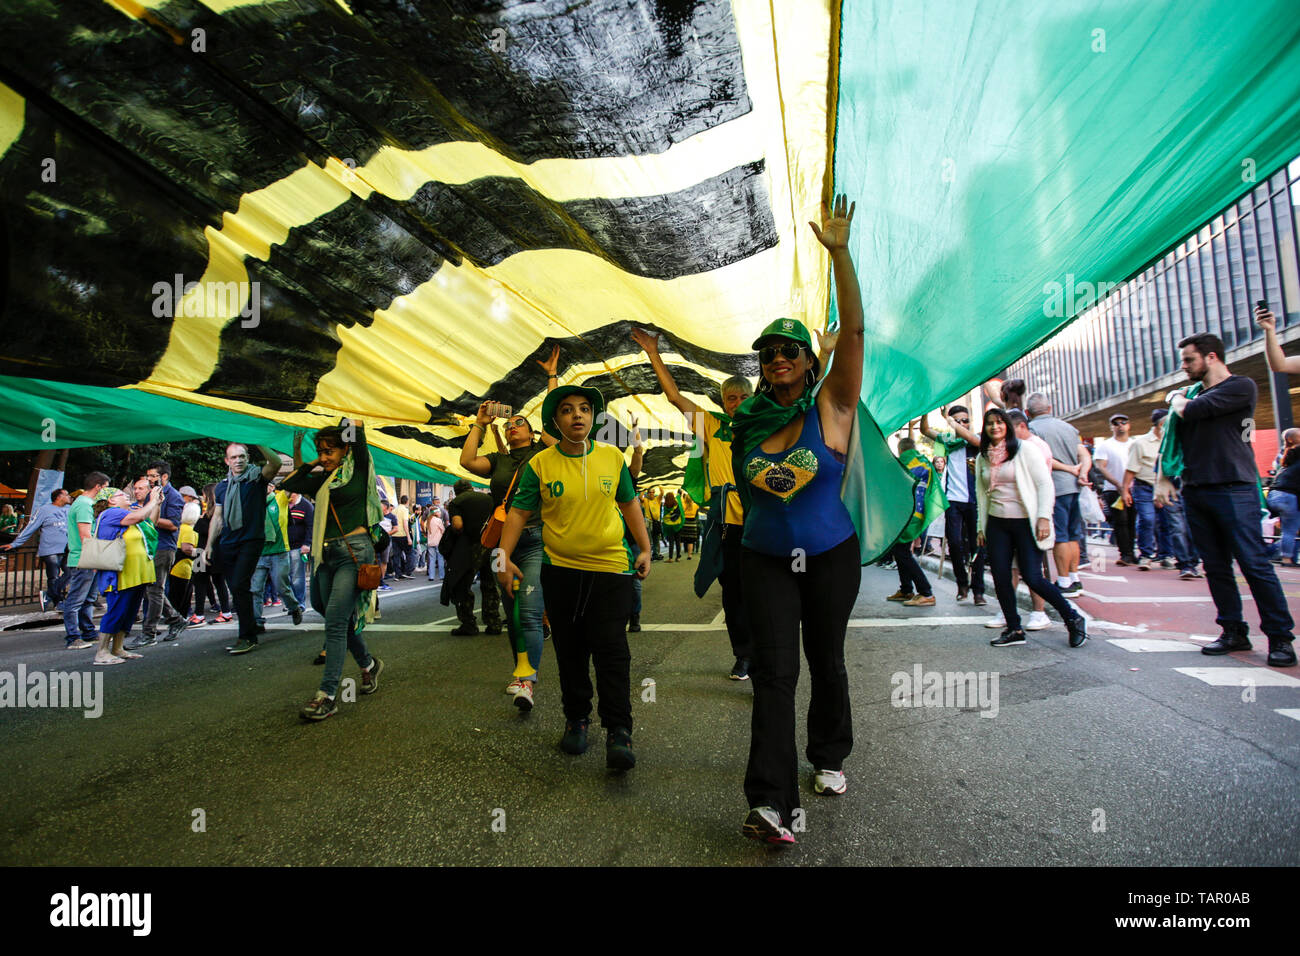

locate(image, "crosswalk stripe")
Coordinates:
1173 667 1300 687
1275 709 1300 722
1108 638 1204 652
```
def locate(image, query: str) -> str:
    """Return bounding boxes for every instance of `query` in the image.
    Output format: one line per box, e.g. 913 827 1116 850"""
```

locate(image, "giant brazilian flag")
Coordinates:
2 0 1300 505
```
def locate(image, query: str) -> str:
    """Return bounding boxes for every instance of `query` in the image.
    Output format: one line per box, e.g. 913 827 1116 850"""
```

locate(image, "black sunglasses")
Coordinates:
759 343 805 364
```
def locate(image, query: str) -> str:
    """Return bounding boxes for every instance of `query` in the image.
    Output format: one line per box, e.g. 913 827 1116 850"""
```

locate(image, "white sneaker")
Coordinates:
513 680 534 711
813 769 847 795
506 678 524 696
1024 611 1051 631
984 613 1007 629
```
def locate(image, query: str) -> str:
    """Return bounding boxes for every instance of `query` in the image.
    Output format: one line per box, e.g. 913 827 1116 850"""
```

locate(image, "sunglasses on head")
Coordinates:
758 343 805 364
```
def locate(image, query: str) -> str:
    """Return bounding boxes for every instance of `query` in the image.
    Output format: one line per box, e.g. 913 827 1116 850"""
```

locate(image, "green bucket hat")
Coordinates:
541 384 606 440
751 317 813 350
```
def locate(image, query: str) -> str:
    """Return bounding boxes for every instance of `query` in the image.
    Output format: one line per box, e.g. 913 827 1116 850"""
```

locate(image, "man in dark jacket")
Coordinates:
441 479 502 636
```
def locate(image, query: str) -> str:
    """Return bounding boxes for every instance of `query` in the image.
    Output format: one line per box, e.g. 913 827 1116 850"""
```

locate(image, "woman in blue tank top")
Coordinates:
729 195 865 846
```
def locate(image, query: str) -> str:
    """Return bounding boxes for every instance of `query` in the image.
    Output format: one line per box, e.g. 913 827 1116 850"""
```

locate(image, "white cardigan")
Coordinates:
975 441 1057 551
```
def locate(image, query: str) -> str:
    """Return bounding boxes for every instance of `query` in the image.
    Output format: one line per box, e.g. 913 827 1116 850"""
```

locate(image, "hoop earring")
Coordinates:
805 368 817 388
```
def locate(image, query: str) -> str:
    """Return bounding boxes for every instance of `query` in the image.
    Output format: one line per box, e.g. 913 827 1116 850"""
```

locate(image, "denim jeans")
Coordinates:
60 565 99 642
252 551 303 624
41 553 68 601
312 531 376 698
499 526 545 679
1183 483 1294 640
289 548 309 607
1159 494 1196 567
426 545 445 580
1131 481 1158 559
1267 490 1300 562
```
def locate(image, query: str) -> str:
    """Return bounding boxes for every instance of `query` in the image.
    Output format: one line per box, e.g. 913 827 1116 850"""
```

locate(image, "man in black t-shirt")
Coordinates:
1160 333 1294 666
445 480 502 636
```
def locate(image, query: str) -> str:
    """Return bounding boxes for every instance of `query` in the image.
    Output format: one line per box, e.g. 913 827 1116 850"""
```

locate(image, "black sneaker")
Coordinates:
1061 581 1083 597
291 607 304 626
124 635 158 650
1066 615 1088 648
1268 639 1297 667
311 650 326 665
300 692 337 721
560 718 589 755
163 618 188 642
1202 630 1251 655
729 658 750 680
484 625 504 636
606 728 636 771
990 629 1026 647
628 615 641 632
228 639 258 655
450 624 479 636
360 655 384 694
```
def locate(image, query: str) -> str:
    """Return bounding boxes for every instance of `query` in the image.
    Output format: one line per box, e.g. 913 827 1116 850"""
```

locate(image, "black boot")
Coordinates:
1202 623 1251 655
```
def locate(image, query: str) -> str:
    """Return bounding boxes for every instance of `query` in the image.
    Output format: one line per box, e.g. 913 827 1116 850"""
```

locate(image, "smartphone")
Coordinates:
1257 299 1268 310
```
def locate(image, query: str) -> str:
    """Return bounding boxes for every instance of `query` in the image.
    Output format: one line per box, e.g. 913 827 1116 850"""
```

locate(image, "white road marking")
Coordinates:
1086 620 1146 633
1275 709 1300 722
1173 667 1300 687
1108 638 1204 652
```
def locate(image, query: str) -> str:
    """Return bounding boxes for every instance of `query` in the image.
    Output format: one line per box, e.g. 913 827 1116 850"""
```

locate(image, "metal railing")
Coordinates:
0 543 44 608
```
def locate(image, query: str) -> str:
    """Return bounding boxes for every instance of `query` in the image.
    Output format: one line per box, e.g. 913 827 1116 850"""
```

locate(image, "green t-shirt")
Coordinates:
66 494 95 568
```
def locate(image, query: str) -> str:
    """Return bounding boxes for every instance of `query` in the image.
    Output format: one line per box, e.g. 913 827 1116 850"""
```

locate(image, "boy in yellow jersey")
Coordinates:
498 385 652 770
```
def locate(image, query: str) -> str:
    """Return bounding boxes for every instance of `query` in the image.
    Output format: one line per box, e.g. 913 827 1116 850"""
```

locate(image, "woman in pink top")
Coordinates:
425 509 446 581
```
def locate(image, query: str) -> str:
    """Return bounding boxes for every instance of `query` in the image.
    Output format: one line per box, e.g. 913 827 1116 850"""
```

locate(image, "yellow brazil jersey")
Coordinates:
699 410 744 525
646 495 661 520
513 441 637 574
171 524 199 580
681 497 699 519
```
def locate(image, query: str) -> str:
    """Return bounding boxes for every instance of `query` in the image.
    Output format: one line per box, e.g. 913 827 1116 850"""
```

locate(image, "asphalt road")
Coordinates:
1 559 1297 866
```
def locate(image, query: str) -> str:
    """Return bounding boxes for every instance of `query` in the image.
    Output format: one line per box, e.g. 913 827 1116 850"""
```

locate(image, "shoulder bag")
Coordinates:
329 501 382 590
78 513 126 572
480 464 523 550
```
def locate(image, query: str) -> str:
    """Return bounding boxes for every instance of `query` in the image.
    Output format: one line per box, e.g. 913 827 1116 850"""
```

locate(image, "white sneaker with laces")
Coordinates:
813 769 847 795
1024 611 1051 631
984 612 1007 629
506 678 524 696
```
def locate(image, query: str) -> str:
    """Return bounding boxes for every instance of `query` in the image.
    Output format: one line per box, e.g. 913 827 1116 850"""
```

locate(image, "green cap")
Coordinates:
541 384 606 439
751 317 813 350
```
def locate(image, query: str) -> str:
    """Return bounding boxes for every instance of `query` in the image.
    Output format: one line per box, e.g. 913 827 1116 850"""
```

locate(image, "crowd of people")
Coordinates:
4 203 1296 846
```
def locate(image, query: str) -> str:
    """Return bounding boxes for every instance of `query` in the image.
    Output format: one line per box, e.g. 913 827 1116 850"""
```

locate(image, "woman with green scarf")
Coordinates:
281 420 385 722
90 484 161 665
731 195 865 846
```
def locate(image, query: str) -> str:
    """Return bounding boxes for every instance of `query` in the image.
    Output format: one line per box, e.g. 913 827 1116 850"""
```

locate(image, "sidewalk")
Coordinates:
916 535 1299 670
